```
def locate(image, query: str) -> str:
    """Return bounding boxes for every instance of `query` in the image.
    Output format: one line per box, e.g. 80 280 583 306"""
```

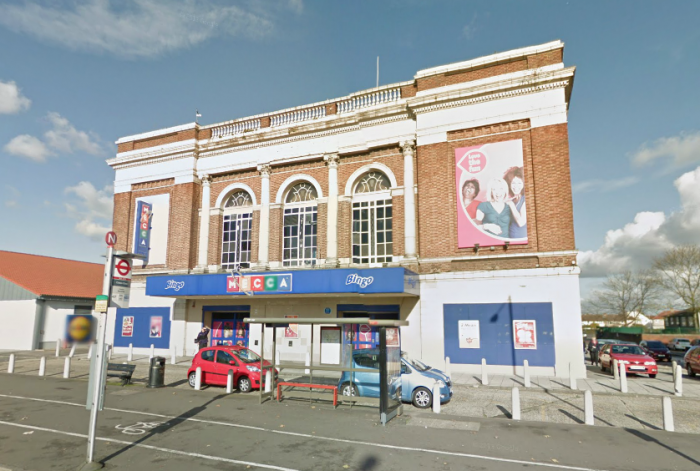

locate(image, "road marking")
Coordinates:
115 422 169 435
0 393 609 471
0 420 298 471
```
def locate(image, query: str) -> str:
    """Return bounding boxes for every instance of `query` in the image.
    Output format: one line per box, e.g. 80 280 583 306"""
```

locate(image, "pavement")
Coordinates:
1 374 700 471
1 348 699 435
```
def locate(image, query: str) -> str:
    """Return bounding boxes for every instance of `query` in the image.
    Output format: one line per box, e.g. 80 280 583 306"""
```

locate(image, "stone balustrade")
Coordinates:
337 87 402 114
211 119 261 139
270 105 326 127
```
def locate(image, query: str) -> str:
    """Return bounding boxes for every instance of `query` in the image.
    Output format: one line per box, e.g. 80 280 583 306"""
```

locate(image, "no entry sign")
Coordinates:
105 231 117 247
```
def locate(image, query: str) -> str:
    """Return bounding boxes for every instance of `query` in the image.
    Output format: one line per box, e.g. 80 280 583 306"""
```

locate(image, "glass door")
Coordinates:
211 312 250 347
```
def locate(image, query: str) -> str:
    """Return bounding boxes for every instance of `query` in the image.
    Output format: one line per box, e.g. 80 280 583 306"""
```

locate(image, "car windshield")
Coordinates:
677 339 690 343
611 345 645 355
402 355 431 372
230 348 261 363
646 341 665 348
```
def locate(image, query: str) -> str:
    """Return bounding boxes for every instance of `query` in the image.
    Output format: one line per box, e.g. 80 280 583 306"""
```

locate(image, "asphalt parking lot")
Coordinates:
1 374 700 471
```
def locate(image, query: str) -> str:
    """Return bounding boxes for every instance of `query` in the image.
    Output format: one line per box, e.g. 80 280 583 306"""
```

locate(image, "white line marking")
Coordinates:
0 393 608 471
0 420 298 471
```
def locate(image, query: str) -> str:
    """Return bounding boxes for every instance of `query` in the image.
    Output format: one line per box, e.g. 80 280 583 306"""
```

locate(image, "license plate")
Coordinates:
629 366 645 371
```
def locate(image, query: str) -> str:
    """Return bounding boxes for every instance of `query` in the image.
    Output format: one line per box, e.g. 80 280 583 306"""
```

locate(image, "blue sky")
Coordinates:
1 1 699 298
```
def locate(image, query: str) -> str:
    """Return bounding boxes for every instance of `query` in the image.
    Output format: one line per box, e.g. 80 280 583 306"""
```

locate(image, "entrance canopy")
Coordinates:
145 267 419 298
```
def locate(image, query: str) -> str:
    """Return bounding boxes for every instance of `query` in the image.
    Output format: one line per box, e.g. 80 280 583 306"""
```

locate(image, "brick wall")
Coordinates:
268 207 282 263
112 192 132 252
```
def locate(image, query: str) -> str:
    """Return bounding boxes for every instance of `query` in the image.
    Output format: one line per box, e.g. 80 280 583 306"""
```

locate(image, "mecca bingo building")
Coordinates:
106 40 586 378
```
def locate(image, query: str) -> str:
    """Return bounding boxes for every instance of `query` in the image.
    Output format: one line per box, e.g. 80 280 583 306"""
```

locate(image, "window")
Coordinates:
352 171 393 264
216 350 236 365
221 191 253 270
201 350 215 362
283 182 317 267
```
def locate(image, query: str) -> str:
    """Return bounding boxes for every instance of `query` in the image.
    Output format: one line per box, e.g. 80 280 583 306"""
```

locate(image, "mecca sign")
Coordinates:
134 201 152 260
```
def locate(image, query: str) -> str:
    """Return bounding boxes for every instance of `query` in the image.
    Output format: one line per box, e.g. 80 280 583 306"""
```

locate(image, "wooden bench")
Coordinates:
107 363 136 386
276 382 338 407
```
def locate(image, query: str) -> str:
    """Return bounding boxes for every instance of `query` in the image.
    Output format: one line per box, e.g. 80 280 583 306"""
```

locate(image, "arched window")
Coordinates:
283 182 318 267
352 171 392 264
221 190 253 270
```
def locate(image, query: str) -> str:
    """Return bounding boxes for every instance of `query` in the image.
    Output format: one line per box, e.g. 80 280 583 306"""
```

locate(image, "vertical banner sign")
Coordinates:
111 256 132 309
458 320 480 349
134 201 152 262
513 320 537 350
455 139 528 248
121 316 134 337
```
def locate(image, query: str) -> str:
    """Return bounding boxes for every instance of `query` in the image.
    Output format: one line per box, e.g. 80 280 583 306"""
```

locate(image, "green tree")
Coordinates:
653 245 700 332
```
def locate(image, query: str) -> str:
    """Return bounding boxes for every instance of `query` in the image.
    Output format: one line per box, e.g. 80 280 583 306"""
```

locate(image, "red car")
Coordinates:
187 345 277 392
599 343 658 378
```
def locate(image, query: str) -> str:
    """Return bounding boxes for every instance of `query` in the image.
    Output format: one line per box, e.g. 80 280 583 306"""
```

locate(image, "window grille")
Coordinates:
221 212 252 270
283 182 318 266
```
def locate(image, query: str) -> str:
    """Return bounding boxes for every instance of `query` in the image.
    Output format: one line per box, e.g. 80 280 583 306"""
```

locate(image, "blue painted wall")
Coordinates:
114 307 171 349
443 303 554 367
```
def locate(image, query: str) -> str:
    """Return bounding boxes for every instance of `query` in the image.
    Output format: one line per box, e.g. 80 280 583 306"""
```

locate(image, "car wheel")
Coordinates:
238 376 251 393
689 365 696 377
412 387 433 409
340 383 358 397
188 372 197 388
600 363 606 373
649 374 657 379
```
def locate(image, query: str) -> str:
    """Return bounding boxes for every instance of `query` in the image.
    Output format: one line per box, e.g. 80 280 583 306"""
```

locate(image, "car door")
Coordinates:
353 352 380 397
199 349 217 384
400 360 414 402
214 349 240 385
599 345 610 369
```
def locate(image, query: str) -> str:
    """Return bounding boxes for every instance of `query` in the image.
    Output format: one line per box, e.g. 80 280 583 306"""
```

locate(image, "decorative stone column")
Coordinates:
401 140 417 260
324 153 339 267
257 165 271 269
196 174 211 271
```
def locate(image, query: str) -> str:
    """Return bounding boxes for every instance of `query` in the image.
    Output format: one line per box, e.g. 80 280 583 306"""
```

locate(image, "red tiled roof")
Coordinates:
652 310 682 319
0 251 103 299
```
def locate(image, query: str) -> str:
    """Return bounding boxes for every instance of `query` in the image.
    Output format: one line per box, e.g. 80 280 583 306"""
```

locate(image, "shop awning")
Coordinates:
145 267 419 297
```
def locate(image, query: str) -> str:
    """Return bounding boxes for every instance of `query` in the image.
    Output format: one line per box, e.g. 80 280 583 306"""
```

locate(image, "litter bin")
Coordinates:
148 356 166 388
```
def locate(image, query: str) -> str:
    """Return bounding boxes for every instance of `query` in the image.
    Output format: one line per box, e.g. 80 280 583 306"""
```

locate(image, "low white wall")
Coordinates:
0 300 39 350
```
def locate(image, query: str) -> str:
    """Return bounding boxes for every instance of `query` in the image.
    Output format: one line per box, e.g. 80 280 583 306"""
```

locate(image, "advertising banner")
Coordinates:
134 201 152 261
513 320 537 349
458 320 480 349
284 315 298 338
455 139 527 248
149 316 163 338
121 316 134 337
65 315 93 343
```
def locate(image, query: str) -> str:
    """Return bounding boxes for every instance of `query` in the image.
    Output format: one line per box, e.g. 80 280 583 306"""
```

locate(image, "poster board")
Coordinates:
320 326 341 365
513 320 537 349
458 320 480 348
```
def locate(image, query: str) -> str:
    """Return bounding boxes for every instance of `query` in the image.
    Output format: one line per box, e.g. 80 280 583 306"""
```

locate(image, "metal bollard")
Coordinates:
304 351 310 375
55 339 61 357
171 346 177 365
87 343 93 360
662 396 674 432
39 356 46 376
69 344 76 358
128 343 133 362
584 390 594 425
432 381 441 414
620 362 628 393
481 358 489 386
226 370 234 394
511 387 521 420
613 359 619 380
445 357 451 377
265 370 272 393
150 344 155 359
63 357 71 379
569 362 577 390
195 367 202 390
674 365 683 397
672 360 677 382
8 354 15 374
523 360 531 388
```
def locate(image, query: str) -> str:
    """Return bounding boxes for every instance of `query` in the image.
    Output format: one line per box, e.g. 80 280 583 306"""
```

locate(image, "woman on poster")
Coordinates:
461 178 482 219
503 166 527 238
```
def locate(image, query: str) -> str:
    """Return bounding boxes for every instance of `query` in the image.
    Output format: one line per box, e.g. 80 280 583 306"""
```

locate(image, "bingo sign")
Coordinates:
134 201 152 261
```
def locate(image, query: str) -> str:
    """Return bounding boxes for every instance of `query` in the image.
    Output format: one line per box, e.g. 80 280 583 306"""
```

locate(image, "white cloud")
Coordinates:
578 165 700 277
0 80 31 114
44 112 103 156
4 185 20 208
631 131 700 168
64 181 113 241
4 112 103 162
572 176 639 194
0 0 279 59
3 134 53 162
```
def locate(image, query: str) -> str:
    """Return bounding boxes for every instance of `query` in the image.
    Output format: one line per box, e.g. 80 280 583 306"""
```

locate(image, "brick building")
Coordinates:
107 40 585 378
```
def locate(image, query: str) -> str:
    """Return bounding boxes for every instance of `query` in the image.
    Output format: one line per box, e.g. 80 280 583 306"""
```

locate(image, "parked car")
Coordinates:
685 346 700 377
599 344 658 378
187 345 277 392
669 338 692 351
690 339 700 347
640 340 672 362
337 349 452 409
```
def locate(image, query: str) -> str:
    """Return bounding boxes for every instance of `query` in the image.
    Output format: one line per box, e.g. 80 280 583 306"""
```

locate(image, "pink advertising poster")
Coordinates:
513 320 537 350
149 316 162 338
455 139 527 248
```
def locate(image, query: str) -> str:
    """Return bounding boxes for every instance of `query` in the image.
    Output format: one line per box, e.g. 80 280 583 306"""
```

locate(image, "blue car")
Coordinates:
338 350 453 409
